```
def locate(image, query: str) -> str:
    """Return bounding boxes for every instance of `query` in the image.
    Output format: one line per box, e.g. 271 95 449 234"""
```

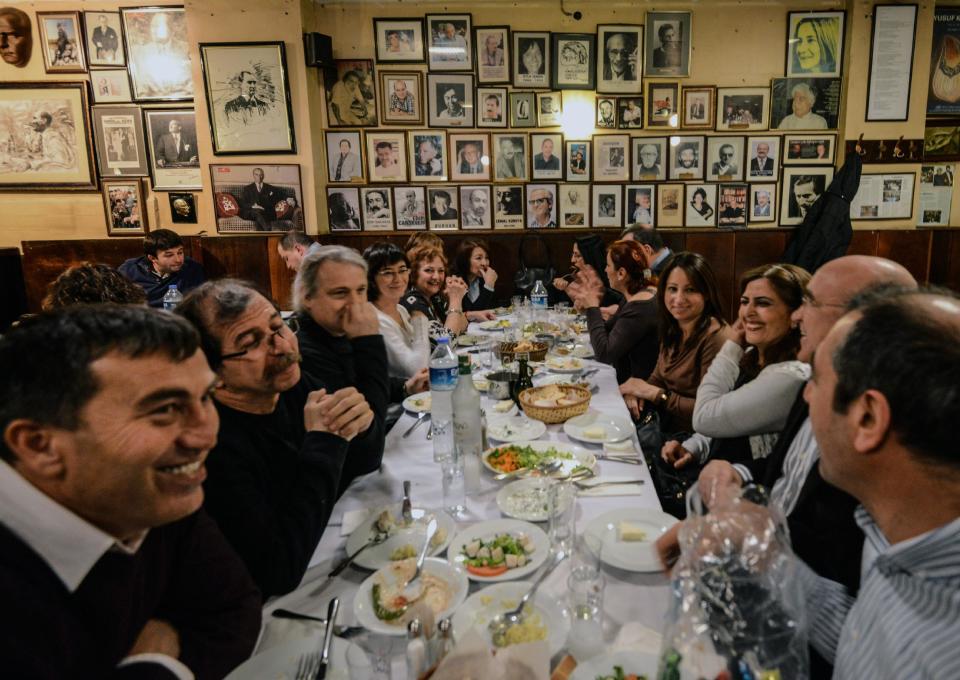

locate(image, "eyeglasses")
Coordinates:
801 292 846 310
377 266 410 279
220 317 298 361
528 197 549 205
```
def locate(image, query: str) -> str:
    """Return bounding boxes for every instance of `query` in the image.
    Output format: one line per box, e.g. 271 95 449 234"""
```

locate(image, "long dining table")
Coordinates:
260 317 673 676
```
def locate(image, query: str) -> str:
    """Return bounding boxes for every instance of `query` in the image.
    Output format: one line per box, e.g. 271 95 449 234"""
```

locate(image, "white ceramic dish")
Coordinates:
345 505 456 571
446 519 549 582
544 356 585 373
563 411 634 444
451 581 571 657
481 440 597 479
486 416 547 443
480 319 513 330
568 649 659 680
226 635 369 680
488 399 520 418
584 508 679 572
402 391 431 413
353 557 468 636
496 477 573 522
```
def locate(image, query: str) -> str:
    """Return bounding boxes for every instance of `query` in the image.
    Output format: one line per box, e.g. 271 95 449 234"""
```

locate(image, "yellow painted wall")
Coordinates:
0 0 949 249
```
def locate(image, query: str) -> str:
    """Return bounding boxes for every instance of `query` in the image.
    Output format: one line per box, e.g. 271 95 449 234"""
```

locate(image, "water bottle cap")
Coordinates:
437 336 449 344
169 285 178 291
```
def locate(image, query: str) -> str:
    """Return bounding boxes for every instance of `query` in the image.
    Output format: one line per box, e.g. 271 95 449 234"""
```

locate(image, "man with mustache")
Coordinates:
177 278 379 597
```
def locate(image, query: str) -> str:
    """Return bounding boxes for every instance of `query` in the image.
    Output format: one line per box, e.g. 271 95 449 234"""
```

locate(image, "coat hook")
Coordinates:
893 135 905 159
855 133 866 156
877 139 887 160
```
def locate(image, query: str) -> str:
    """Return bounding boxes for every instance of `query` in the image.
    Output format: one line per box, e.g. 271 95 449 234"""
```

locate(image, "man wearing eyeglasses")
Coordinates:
527 187 556 228
711 143 739 177
177 278 380 597
603 33 637 81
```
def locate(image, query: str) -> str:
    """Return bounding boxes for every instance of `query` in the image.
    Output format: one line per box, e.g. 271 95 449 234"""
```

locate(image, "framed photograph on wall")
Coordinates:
552 33 596 90
618 97 644 129
169 192 197 224
84 11 125 67
918 164 953 226
566 140 591 181
717 182 748 229
492 133 528 182
366 130 408 183
326 60 378 127
325 130 364 183
494 185 525 229
646 82 679 128
681 86 714 129
90 69 133 104
380 71 424 125
408 129 447 182
373 18 425 63
477 87 507 128
592 184 623 228
644 11 691 77
596 25 643 94
326 186 362 231
449 132 490 181
531 132 564 180
427 73 474 128
526 183 558 228
849 172 915 220
394 186 427 230
716 87 769 131
786 10 845 78
103 178 146 235
685 183 717 227
509 91 537 127
749 183 777 224
37 11 86 73
210 163 305 233
513 31 550 89
706 136 745 182
593 134 629 181
780 166 835 225
625 184 656 227
783 133 836 165
121 7 192 101
0 82 97 192
143 108 202 191
923 119 960 160
771 77 841 130
928 9 960 116
426 13 473 71
746 136 780 180
657 183 684 226
632 137 667 181
427 186 459 230
199 41 296 155
597 97 617 129
475 26 510 83
559 183 589 227
536 91 562 127
91 104 149 177
360 186 395 231
669 135 705 180
460 185 493 228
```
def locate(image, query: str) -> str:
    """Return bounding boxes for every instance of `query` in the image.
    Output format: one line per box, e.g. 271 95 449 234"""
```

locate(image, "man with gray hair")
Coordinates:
778 81 828 130
176 278 378 597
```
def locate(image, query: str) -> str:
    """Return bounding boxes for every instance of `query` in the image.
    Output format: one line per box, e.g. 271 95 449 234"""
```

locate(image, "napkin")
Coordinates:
576 477 646 497
431 629 549 680
611 621 663 655
340 508 369 536
256 613 323 653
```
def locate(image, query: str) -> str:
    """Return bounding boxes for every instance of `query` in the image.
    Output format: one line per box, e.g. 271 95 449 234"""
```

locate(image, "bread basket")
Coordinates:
499 340 549 362
518 384 591 423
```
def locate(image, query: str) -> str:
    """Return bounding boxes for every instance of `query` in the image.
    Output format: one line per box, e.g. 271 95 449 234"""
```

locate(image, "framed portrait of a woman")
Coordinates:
512 31 550 89
786 11 845 78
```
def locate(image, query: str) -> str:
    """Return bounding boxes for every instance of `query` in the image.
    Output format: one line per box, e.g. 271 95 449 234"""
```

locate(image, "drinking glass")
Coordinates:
547 480 575 553
441 453 466 518
566 531 607 661
510 295 523 311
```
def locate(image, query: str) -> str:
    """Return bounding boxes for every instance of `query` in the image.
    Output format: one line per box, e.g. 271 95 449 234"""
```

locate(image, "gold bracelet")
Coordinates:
448 309 464 316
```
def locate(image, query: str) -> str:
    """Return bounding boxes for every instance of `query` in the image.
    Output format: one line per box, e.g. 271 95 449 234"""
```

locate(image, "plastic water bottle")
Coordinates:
453 355 483 495
162 285 183 311
531 280 548 319
429 337 458 463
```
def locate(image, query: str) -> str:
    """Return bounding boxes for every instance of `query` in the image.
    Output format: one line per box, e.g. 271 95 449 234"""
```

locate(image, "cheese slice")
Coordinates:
618 521 647 542
583 425 606 439
494 399 514 413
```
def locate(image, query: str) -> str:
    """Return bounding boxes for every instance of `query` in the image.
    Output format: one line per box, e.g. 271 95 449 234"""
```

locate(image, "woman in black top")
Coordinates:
453 238 498 312
551 235 624 310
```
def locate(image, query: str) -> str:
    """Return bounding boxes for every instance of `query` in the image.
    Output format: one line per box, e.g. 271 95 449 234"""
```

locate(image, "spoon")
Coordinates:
488 549 567 646
402 517 438 600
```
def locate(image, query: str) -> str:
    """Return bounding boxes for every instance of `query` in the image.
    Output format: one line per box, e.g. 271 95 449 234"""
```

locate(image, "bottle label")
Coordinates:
429 366 458 389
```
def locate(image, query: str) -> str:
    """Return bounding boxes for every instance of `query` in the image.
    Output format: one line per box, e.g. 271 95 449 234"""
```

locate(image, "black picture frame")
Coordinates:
865 4 917 122
512 31 551 89
596 24 643 94
83 10 126 68
425 13 473 72
474 25 511 84
90 104 150 178
551 33 596 91
168 192 197 224
785 10 846 79
372 17 426 64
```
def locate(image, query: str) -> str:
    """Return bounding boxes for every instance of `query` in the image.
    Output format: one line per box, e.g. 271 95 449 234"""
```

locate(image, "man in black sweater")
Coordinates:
177 279 378 598
0 305 261 679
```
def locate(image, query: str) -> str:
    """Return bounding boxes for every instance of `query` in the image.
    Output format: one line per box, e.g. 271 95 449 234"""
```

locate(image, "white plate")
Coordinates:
480 319 513 330
451 581 571 657
482 440 597 479
353 557 469 636
486 416 547 443
544 357 585 373
456 334 485 347
345 505 457 571
487 399 520 418
584 508 679 573
496 477 573 522
226 635 369 680
402 391 431 413
563 411 634 444
550 344 595 360
447 519 549 582
569 649 659 680
536 373 597 392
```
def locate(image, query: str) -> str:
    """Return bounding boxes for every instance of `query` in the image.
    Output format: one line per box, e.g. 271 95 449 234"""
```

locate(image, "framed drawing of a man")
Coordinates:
780 166 835 225
394 186 427 230
552 33 596 90
706 136 745 182
121 7 192 101
596 25 642 94
326 187 362 231
200 42 296 154
493 133 528 182
669 135 705 180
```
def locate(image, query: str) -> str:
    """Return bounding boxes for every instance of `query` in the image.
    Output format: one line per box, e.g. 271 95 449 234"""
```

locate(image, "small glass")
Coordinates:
547 480 575 553
441 454 466 518
511 295 523 311
479 339 495 369
566 531 607 661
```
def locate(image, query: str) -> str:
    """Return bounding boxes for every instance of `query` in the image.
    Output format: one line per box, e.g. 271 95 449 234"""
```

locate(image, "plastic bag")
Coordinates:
657 484 809 680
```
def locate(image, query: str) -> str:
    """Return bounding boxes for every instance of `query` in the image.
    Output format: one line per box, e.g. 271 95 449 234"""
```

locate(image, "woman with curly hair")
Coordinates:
42 262 147 309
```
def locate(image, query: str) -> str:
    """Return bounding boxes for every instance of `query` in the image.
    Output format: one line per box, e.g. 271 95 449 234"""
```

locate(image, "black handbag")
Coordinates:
513 234 556 298
636 407 699 518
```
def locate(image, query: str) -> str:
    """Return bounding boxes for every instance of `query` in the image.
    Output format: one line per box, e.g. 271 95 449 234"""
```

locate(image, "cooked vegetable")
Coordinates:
389 544 417 561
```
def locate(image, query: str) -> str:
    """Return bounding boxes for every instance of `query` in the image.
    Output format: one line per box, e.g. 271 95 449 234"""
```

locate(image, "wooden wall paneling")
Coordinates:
0 248 27 330
266 235 298 310
876 230 932 283
198 237 274 295
685 232 737 321
846 230 879 256
929 229 960 292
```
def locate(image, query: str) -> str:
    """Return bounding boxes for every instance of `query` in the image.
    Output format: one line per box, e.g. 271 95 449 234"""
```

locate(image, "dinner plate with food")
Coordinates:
353 557 468 635
568 649 659 680
345 506 456 571
489 398 520 417
402 391 431 414
563 412 634 444
451 581 571 656
447 519 549 582
486 416 547 443
456 333 485 347
479 319 513 331
496 477 574 522
544 356 584 373
584 508 679 573
482 441 596 479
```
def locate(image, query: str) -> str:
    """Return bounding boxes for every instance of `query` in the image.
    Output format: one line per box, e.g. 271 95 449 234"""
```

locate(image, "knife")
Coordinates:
401 480 413 525
316 597 339 679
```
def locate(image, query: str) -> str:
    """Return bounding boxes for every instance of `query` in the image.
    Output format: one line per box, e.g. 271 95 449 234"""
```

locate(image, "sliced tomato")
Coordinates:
467 564 509 577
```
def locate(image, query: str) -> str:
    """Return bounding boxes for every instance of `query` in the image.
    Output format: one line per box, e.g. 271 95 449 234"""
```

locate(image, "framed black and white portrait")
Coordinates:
37 11 86 73
477 87 507 128
210 163 304 233
716 87 769 132
143 108 202 190
551 33 595 90
536 91 562 127
618 97 644 129
786 10 845 78
717 183 748 229
632 137 667 181
325 60 378 127
526 183 558 228
749 183 777 224
84 10 125 67
625 184 656 227
475 26 510 84
427 73 475 128
593 134 629 182
644 11 691 77
360 186 394 231
407 129 447 182
326 186 362 231
591 184 623 228
494 185 525 229
427 186 460 230
426 14 472 71
90 69 133 104
449 132 490 182
746 136 780 181
657 183 684 227
199 42 296 154
780 166 835 225
103 179 146 236
513 31 550 89
646 82 679 128
373 18 426 64
783 133 835 165
394 186 427 230
168 192 197 224
681 86 714 129
379 71 424 126
366 130 408 183
685 183 717 227
596 25 642 94
669 135 705 180
460 185 493 229
559 183 589 228
509 91 537 128
492 133 528 182
91 104 149 177
706 136 745 182
566 140 591 181
771 77 841 131
531 132 564 180
325 131 364 184
121 7 191 101
596 97 617 129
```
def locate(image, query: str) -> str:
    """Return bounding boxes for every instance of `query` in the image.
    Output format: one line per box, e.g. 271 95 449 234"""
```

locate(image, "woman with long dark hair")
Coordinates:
452 238 498 312
552 234 624 310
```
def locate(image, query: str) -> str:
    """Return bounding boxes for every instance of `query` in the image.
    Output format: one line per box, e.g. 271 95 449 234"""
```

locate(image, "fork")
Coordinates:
574 478 646 490
295 651 320 680
403 411 429 438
